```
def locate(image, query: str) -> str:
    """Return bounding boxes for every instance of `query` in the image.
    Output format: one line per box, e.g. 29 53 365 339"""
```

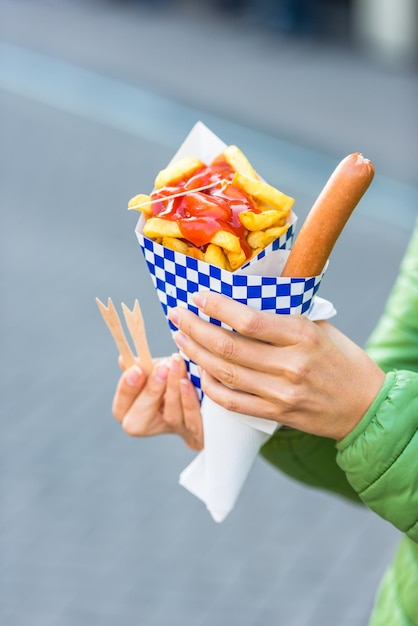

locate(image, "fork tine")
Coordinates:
121 300 153 376
96 297 135 367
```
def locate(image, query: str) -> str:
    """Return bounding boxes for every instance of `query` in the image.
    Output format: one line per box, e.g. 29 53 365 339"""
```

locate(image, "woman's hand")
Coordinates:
168 292 385 441
112 354 203 450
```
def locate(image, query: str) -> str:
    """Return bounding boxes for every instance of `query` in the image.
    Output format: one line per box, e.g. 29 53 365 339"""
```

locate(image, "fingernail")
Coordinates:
180 378 190 395
168 308 181 328
154 362 170 383
173 331 187 349
171 353 181 374
193 292 207 309
126 365 142 386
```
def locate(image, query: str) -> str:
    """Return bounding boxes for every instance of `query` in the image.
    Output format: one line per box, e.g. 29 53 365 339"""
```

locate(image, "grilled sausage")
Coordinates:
281 153 375 277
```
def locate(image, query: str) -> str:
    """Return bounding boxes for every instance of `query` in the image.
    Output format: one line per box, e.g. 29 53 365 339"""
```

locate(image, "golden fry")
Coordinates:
247 224 289 249
143 217 183 239
187 247 205 262
226 248 247 271
154 156 205 189
128 193 153 216
239 209 285 231
232 172 295 213
249 247 264 260
223 145 260 180
204 243 229 270
162 236 189 254
210 229 242 254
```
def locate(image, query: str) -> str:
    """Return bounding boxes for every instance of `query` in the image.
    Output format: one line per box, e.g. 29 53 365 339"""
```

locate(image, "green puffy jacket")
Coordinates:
260 220 418 625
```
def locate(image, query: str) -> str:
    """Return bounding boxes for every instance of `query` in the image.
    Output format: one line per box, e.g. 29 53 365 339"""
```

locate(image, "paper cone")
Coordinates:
134 122 335 521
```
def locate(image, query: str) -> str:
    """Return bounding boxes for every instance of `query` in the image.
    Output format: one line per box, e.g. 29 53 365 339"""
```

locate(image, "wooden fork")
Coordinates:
96 297 152 374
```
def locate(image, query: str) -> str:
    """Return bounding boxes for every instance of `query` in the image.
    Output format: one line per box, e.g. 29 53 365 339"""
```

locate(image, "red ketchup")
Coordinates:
150 158 259 259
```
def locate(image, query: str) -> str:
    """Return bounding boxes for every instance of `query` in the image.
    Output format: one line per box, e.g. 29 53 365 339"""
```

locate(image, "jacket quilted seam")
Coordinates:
359 428 416 497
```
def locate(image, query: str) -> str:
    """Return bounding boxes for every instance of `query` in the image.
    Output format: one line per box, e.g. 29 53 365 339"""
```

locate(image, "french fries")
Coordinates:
239 209 286 231
143 217 183 239
247 225 290 250
130 145 294 271
128 194 153 216
222 145 260 180
154 156 205 189
232 172 295 213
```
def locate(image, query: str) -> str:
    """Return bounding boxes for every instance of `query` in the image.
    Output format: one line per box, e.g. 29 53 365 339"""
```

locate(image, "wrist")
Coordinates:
335 365 386 441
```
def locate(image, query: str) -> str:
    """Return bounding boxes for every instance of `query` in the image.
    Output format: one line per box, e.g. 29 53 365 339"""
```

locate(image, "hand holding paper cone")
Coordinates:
99 123 380 523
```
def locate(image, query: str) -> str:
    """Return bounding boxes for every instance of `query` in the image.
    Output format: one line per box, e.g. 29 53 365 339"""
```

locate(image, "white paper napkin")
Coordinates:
179 296 336 522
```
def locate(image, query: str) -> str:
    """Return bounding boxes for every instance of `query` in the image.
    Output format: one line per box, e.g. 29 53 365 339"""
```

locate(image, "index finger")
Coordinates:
112 364 147 423
189 291 307 344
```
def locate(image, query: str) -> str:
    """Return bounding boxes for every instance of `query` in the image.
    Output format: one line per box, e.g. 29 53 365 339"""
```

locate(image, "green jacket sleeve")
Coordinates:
260 427 362 503
260 220 418 514
336 222 418 539
336 370 418 541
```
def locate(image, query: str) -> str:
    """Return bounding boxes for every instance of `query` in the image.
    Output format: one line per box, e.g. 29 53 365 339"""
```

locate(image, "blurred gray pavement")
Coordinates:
1 1 417 625
1 0 418 186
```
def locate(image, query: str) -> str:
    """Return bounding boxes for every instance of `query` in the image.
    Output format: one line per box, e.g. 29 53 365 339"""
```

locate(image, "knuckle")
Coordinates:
222 396 241 414
213 333 236 360
201 377 241 415
121 417 141 437
235 309 263 337
217 363 238 388
298 317 319 345
289 360 310 384
163 411 180 428
282 384 301 407
207 294 223 318
279 382 306 416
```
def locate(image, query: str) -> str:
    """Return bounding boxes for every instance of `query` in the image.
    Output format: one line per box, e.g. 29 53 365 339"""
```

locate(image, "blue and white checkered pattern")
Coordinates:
136 220 325 395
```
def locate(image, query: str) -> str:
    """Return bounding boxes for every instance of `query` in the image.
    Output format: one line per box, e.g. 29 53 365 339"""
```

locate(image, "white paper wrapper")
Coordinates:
179 295 336 523
135 122 336 522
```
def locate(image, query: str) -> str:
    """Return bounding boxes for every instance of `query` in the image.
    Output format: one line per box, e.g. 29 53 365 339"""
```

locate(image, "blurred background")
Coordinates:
1 1 417 625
